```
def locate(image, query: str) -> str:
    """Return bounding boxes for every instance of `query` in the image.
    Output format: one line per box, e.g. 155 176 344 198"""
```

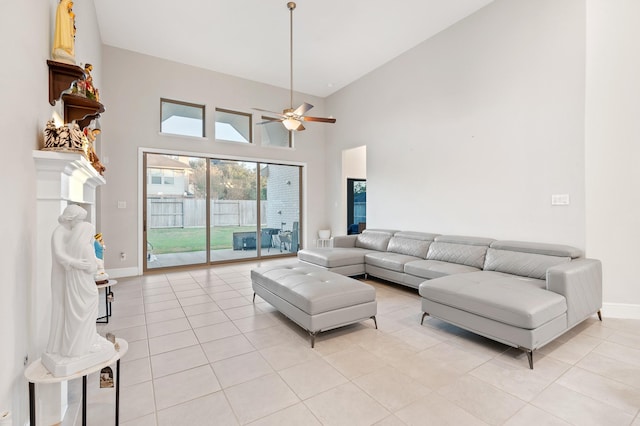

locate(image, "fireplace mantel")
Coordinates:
33 150 105 206
31 150 105 424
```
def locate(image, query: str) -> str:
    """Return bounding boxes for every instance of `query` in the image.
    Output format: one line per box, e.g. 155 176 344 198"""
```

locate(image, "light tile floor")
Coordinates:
72 259 640 425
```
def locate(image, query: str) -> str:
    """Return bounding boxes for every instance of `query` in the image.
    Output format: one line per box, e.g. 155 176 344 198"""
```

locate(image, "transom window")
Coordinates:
260 116 292 148
215 108 252 143
160 98 205 137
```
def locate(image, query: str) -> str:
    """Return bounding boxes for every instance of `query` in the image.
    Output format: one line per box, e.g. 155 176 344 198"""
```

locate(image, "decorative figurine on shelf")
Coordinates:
52 0 76 64
84 127 106 174
42 206 116 377
43 120 85 153
83 64 99 101
94 232 109 284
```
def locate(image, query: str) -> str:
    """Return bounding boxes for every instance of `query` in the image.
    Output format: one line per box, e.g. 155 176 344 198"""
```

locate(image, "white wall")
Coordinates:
326 0 586 248
0 0 47 419
585 0 640 316
0 0 103 422
100 47 329 274
325 0 640 314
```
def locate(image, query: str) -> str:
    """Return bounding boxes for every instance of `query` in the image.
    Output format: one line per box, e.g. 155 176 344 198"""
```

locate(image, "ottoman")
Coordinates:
251 263 377 347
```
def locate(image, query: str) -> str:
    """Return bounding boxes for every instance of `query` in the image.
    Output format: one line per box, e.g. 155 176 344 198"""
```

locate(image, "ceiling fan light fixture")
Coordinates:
283 117 303 131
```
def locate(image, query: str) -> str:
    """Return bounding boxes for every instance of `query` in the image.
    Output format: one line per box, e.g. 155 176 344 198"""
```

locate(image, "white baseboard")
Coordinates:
602 302 640 319
107 267 140 279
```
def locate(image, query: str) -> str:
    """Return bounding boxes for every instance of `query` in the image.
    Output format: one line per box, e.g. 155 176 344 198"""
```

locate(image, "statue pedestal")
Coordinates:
26 339 128 426
41 337 116 378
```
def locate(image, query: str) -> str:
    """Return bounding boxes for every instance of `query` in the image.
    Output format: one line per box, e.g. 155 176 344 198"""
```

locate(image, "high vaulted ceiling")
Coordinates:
94 0 494 98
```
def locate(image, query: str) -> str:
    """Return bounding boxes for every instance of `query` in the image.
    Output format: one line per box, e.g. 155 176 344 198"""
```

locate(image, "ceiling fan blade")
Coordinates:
253 107 286 118
257 118 283 125
301 116 336 123
293 102 314 116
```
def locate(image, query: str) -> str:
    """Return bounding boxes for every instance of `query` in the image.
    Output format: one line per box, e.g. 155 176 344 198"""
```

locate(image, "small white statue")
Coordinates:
42 206 115 377
93 232 109 284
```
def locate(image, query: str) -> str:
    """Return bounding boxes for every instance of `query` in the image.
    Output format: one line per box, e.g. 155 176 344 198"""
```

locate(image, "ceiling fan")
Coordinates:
255 2 336 132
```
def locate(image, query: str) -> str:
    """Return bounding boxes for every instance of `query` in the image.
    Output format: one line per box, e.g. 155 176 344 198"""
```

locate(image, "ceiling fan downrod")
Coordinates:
288 2 296 109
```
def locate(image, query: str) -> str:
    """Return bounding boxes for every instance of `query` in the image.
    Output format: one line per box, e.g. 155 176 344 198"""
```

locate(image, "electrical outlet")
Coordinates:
120 252 126 261
24 355 29 366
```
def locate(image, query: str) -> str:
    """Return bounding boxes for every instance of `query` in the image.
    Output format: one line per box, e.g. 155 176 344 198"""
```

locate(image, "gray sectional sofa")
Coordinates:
297 229 602 368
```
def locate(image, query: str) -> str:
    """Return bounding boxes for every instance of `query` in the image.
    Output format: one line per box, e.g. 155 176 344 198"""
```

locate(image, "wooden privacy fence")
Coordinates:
148 198 267 228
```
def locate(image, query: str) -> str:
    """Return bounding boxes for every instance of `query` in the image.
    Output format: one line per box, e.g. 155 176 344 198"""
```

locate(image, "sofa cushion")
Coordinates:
405 259 481 279
355 230 395 251
484 247 571 280
365 252 421 273
419 271 565 329
426 235 494 269
297 248 373 268
387 231 438 258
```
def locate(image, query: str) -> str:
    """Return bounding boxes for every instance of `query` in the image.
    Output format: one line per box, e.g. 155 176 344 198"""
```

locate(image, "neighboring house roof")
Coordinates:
147 156 191 170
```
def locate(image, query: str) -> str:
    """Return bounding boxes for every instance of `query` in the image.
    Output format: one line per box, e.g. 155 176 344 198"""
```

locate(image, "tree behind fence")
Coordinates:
148 199 267 228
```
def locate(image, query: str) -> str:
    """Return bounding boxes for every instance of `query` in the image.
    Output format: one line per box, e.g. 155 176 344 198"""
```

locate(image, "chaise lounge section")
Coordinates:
298 229 602 368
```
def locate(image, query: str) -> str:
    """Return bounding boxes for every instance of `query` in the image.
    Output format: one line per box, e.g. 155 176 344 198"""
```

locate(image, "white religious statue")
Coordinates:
42 207 115 377
52 0 76 64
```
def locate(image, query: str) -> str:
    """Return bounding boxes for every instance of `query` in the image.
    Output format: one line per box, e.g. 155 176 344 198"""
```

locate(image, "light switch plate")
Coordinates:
551 194 570 205
117 201 127 209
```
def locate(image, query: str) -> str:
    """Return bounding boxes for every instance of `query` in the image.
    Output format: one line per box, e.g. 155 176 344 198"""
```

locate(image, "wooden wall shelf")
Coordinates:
61 94 105 129
47 60 85 106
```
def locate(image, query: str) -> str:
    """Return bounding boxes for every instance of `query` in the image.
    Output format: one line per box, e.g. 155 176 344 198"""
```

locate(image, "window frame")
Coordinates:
160 98 206 138
260 116 293 148
214 108 253 144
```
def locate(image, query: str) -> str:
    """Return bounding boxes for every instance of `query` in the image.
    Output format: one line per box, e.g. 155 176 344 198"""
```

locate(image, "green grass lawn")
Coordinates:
147 226 256 254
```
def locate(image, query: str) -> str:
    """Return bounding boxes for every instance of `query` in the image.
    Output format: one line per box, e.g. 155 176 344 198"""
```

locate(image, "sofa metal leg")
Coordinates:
309 331 317 348
371 316 378 329
252 292 256 303
519 347 534 369
597 309 602 321
420 312 429 325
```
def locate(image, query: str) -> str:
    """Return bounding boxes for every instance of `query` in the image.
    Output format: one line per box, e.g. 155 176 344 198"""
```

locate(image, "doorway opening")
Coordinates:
347 178 366 234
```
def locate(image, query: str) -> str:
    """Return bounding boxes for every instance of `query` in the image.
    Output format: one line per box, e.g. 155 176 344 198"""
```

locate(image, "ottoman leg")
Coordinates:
252 292 256 303
309 331 318 348
420 312 429 325
371 316 378 329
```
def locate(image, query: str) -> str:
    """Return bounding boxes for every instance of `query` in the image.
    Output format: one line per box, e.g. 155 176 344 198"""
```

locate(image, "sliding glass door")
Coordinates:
144 153 207 269
261 164 300 257
209 160 259 262
144 151 302 270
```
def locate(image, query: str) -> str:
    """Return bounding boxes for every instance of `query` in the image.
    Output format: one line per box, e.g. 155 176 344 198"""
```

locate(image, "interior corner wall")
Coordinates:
326 0 586 248
0 0 47 419
0 0 103 422
585 0 640 316
99 47 329 273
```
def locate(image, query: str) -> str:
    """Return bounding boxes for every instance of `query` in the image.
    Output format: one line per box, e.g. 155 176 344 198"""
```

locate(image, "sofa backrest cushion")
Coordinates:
489 240 583 259
426 235 494 268
355 229 396 251
484 240 579 279
387 231 439 258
